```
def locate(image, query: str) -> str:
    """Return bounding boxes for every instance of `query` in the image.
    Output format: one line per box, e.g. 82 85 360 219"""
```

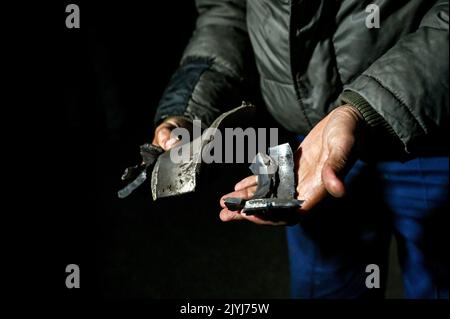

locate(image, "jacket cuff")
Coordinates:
340 90 399 139
340 90 408 160
154 58 213 125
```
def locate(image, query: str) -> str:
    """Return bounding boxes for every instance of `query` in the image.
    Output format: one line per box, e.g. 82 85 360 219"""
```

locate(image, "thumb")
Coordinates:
153 126 180 151
164 136 180 150
321 149 347 198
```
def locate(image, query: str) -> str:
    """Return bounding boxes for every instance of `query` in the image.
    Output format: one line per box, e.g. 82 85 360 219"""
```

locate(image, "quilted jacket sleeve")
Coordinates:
341 0 449 157
154 0 255 128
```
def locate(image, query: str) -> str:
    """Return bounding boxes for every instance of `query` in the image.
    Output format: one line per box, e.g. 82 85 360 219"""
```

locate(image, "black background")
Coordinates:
51 1 290 299
10 0 414 303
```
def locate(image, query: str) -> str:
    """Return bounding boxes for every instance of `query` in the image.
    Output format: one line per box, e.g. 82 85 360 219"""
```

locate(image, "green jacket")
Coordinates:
155 0 449 157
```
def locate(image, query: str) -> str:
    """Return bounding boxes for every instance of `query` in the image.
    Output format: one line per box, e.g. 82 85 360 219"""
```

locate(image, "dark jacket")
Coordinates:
155 0 449 157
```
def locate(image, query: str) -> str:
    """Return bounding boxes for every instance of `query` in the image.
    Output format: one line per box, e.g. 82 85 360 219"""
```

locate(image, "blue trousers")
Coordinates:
286 157 449 299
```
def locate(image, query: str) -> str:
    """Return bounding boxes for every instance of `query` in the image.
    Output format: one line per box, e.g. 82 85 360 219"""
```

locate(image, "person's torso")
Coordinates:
246 0 434 134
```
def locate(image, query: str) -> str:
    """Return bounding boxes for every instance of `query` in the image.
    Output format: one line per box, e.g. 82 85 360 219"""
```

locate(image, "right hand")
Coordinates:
152 117 192 151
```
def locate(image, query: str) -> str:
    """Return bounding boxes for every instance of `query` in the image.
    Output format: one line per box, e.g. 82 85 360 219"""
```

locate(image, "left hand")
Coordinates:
219 104 365 225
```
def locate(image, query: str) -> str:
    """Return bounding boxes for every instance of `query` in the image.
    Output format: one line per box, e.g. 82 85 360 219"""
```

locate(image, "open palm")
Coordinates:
219 104 365 225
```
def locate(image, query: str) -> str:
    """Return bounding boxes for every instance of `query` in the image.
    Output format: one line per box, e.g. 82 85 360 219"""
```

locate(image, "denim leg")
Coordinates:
287 161 391 298
378 157 449 299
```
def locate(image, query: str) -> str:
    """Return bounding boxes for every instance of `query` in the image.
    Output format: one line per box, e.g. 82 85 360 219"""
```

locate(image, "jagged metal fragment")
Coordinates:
224 143 302 216
249 152 277 198
117 144 164 199
151 103 256 200
268 143 295 199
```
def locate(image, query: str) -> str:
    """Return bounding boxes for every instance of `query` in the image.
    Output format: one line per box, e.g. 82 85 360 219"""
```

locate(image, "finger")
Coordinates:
234 175 258 191
322 164 346 197
219 208 246 222
153 127 172 150
164 136 180 150
219 208 286 226
220 186 257 208
322 149 347 198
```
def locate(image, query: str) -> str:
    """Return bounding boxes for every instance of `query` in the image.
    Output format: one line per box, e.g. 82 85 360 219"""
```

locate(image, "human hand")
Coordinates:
219 175 289 225
152 116 192 151
219 104 365 225
294 104 364 211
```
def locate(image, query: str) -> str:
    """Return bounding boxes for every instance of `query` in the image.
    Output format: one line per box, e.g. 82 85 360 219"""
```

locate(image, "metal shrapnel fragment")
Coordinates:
224 143 302 217
151 103 256 200
118 144 164 198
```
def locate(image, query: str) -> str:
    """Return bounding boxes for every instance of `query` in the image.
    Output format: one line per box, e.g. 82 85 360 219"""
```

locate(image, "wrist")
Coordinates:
339 104 364 121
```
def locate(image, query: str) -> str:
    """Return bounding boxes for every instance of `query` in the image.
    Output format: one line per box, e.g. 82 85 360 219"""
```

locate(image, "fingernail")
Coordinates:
164 137 178 149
